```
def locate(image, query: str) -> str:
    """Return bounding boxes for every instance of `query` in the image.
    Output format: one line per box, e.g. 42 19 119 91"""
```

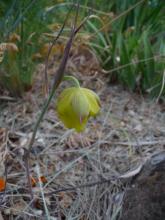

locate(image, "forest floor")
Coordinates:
0 47 165 219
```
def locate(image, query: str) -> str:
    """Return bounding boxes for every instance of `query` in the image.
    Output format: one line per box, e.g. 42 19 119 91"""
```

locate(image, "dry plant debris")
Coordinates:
0 48 165 219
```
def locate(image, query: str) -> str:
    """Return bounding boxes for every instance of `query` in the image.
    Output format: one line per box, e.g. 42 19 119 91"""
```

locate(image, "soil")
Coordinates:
120 152 165 220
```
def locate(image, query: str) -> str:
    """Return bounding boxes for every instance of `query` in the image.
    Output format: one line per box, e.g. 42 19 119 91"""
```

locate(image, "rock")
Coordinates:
120 151 165 220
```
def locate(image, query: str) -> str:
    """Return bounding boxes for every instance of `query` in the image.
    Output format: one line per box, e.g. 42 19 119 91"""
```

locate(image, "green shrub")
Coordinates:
85 0 165 97
0 0 55 96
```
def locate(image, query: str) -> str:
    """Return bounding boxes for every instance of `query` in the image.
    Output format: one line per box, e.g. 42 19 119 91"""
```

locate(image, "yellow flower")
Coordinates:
56 87 100 132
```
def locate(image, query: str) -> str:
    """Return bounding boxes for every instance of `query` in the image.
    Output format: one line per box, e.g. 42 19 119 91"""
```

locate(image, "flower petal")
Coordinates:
56 86 100 132
71 88 89 121
82 88 100 116
57 87 88 132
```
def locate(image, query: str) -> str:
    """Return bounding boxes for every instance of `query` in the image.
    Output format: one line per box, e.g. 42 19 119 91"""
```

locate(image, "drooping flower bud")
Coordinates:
56 87 100 132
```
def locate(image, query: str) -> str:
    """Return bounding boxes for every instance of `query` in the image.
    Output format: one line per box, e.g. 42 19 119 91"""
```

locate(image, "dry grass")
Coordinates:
0 51 165 219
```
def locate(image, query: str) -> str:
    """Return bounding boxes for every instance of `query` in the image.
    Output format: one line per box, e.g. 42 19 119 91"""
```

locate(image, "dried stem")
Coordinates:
27 3 80 153
23 149 34 201
44 4 74 96
46 178 116 195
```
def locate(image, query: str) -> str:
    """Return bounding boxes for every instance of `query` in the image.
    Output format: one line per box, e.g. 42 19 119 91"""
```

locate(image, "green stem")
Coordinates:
28 86 56 152
27 76 80 149
63 75 80 87
27 3 81 152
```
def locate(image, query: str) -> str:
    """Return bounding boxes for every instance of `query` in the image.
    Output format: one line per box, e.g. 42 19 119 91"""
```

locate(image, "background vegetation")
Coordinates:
0 0 165 98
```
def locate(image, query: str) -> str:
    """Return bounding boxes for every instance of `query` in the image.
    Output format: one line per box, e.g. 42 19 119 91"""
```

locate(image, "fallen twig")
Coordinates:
99 139 165 147
0 96 16 101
